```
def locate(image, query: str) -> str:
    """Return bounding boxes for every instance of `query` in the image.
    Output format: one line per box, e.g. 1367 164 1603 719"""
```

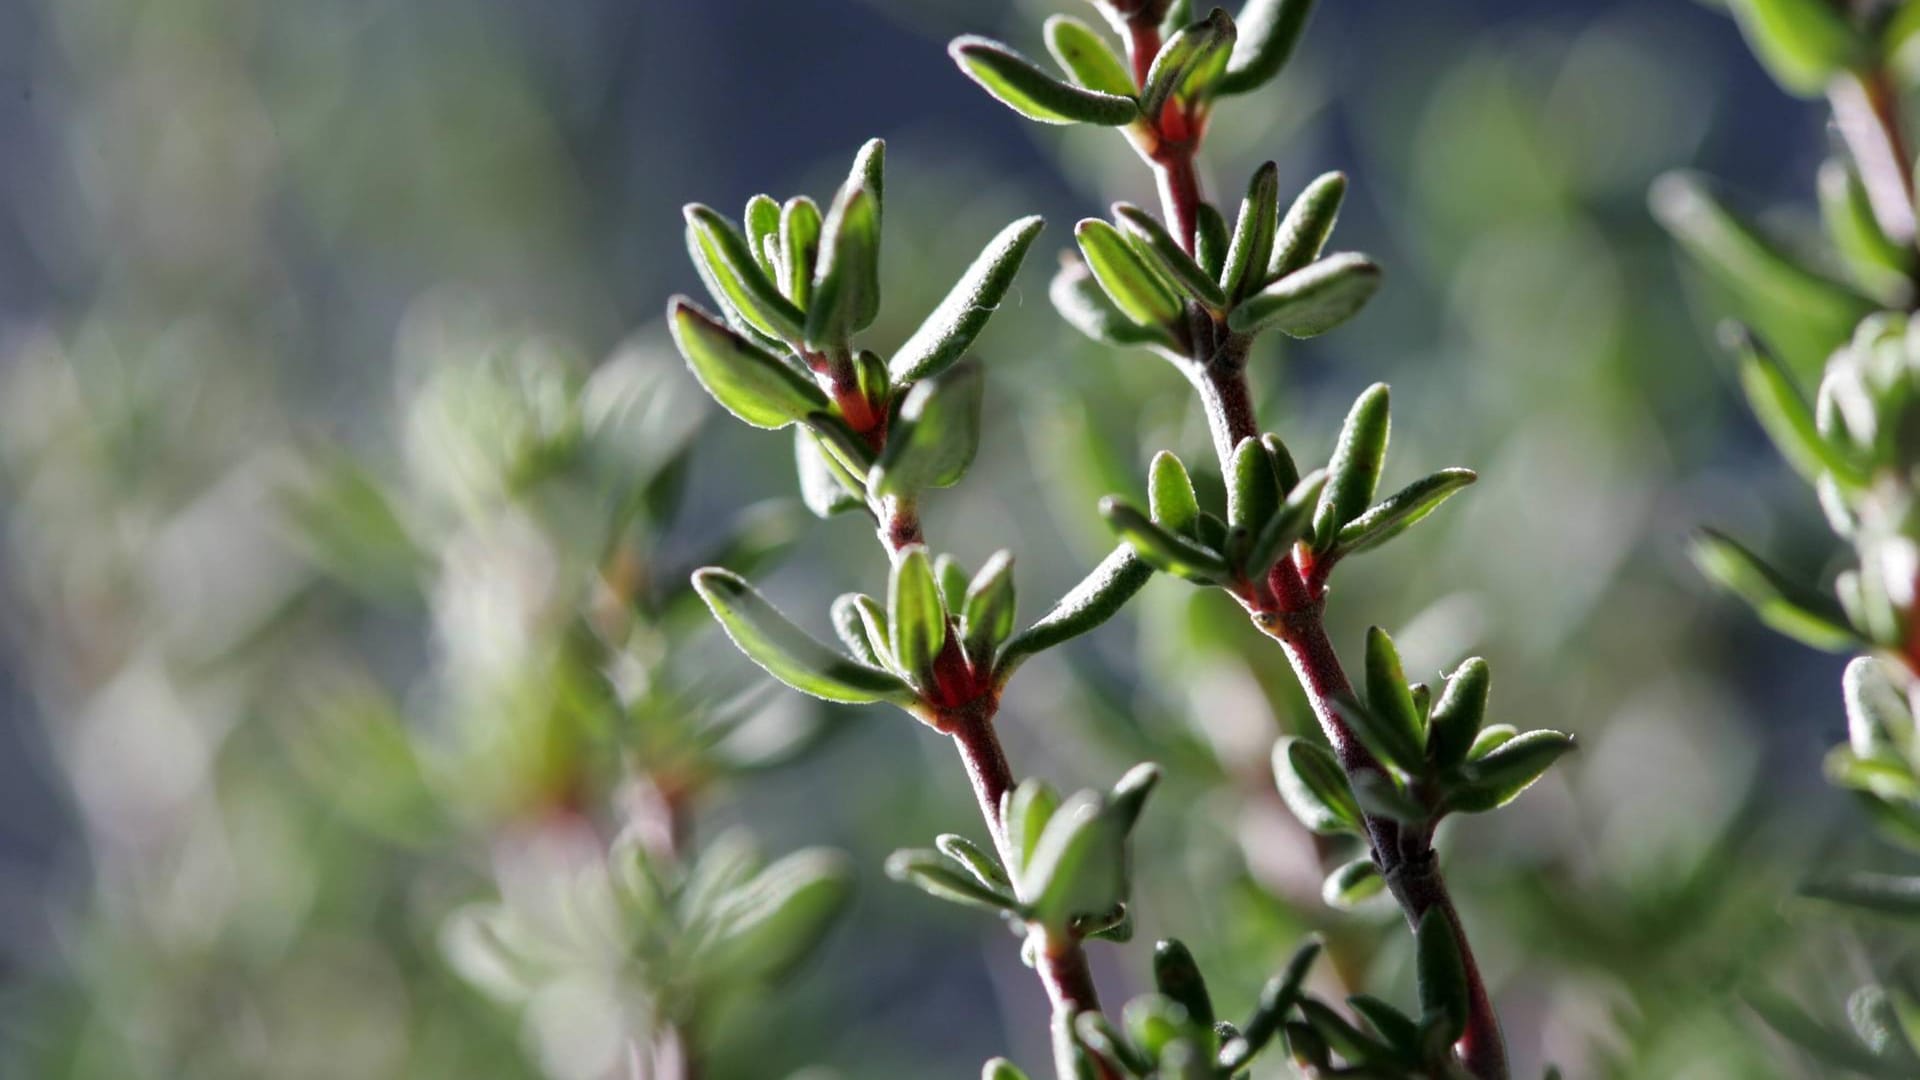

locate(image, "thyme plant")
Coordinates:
668 2 1574 1077
1659 0 1920 1073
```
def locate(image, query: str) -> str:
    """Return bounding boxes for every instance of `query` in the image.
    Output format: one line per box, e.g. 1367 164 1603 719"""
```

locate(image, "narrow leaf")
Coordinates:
1427 657 1490 770
806 184 880 348
691 568 915 704
1726 323 1867 487
1691 529 1859 651
1450 729 1575 812
1314 383 1391 544
997 546 1154 676
1726 0 1863 97
1416 909 1469 1043
1217 0 1318 97
885 849 1017 912
889 547 949 687
1336 468 1477 555
1226 435 1283 534
950 36 1140 125
1245 468 1325 579
1364 627 1426 767
795 427 864 518
1221 162 1280 301
871 362 985 496
961 550 1018 665
669 298 826 429
1149 450 1201 535
685 205 807 342
892 216 1046 384
1101 496 1231 582
1044 15 1136 97
1140 8 1235 120
1228 251 1381 338
1322 858 1385 909
1115 203 1227 308
1051 254 1177 347
779 196 822 306
936 832 1013 890
1269 171 1347 280
831 592 884 667
1153 940 1216 1028
1272 737 1364 835
1077 218 1183 328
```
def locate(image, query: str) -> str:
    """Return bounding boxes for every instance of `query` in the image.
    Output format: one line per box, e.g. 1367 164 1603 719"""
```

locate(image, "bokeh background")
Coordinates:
0 0 1882 1076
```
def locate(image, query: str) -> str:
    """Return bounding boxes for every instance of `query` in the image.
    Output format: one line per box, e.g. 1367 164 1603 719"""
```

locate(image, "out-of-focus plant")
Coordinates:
1659 1 1920 1075
284 321 856 1080
669 1 1572 1076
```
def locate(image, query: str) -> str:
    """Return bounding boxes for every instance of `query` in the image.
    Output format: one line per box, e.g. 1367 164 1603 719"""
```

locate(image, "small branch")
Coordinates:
1152 153 1205 253
1186 337 1259 465
1830 67 1917 248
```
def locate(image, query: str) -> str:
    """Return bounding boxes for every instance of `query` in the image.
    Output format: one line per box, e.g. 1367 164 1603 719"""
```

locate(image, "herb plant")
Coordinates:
668 2 1575 1076
1658 0 1920 1075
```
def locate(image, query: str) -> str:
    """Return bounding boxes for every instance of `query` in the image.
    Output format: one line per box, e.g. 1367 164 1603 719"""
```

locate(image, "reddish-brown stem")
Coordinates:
1153 154 1204 253
1831 67 1917 248
950 711 1109 1029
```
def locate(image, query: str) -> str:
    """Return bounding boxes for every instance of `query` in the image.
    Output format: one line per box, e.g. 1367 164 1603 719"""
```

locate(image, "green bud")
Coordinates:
1226 435 1284 535
1149 450 1201 535
950 35 1140 125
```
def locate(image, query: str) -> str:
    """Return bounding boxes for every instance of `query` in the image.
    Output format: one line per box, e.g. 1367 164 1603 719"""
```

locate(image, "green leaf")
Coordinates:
1848 986 1920 1067
1005 778 1061 870
1725 0 1863 97
1691 529 1859 651
1222 162 1280 301
691 568 915 704
1077 218 1184 328
961 550 1018 665
708 849 852 981
1364 628 1426 768
1217 0 1318 97
950 35 1140 125
744 194 782 275
1152 939 1216 1029
1649 172 1874 365
1226 435 1283 535
1115 203 1227 308
1272 737 1363 834
1244 468 1325 579
1415 909 1469 1043
1820 160 1912 301
871 362 985 496
1450 729 1575 812
1227 937 1323 1067
853 348 889 414
889 547 949 687
1051 254 1178 347
796 427 864 518
935 553 970 612
1427 657 1490 770
1314 383 1391 545
1268 171 1348 282
1196 202 1230 280
1101 497 1230 582
1044 15 1136 97
1467 724 1517 761
1228 251 1381 338
1803 872 1920 918
997 545 1155 675
1021 791 1128 927
1109 761 1162 833
1843 656 1910 758
885 849 1018 913
1148 450 1201 535
779 196 822 306
1336 468 1476 555
831 592 884 667
1726 324 1867 487
889 217 1046 386
806 183 881 348
1322 858 1385 909
936 832 1013 891
1747 990 1905 1077
981 1059 1030 1080
1346 995 1421 1060
1349 767 1426 822
1075 1012 1155 1075
1140 7 1235 121
669 298 827 429
1299 999 1391 1066
685 205 807 343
